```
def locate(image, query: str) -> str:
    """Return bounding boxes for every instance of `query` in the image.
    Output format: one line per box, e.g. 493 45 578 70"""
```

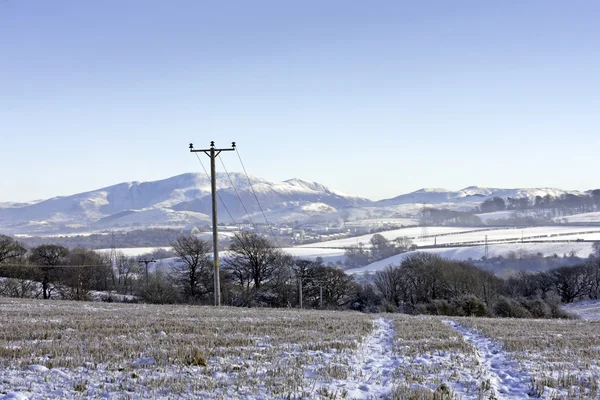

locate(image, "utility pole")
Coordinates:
484 235 489 260
298 276 303 309
189 141 236 306
138 258 156 286
319 283 323 308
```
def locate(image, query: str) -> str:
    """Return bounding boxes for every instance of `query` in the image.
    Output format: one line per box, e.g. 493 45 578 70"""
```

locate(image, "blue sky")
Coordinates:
1 0 599 202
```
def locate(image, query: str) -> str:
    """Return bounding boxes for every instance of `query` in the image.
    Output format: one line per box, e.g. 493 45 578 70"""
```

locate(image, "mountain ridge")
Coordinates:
0 173 595 235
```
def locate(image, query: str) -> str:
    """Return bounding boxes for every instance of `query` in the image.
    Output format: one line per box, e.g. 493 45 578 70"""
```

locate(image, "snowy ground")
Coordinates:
2 298 600 399
346 241 595 274
95 246 174 257
557 212 600 223
299 227 480 248
563 299 600 321
443 320 535 399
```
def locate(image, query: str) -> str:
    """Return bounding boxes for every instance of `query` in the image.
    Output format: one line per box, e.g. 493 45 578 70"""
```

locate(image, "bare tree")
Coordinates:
224 232 285 293
309 265 355 307
171 235 212 302
29 244 68 299
112 251 139 295
0 235 26 265
58 248 105 301
0 235 31 297
374 265 406 306
551 265 590 303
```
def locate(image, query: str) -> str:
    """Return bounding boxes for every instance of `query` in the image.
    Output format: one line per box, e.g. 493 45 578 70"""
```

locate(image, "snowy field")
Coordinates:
563 300 600 321
1 298 600 399
560 212 600 223
346 242 595 275
91 225 600 273
299 225 600 250
299 227 479 248
413 226 600 247
95 247 174 257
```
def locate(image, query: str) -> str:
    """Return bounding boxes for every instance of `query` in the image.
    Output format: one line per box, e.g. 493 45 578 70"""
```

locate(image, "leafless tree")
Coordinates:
58 248 104 301
0 235 26 265
29 244 68 299
171 235 212 301
224 232 288 303
112 251 139 295
374 265 405 306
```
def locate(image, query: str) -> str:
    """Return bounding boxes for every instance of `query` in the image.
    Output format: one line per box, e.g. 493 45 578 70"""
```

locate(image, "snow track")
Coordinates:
314 317 399 399
444 320 535 399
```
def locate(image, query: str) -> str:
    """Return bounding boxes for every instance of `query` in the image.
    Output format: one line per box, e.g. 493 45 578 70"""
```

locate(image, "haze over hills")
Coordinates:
0 172 593 235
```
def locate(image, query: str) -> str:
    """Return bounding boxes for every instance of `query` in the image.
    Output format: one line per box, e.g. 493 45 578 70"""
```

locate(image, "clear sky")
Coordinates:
1 0 599 202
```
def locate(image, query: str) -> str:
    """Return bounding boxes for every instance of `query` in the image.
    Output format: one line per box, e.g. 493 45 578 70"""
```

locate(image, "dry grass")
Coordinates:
460 317 600 399
0 297 374 398
389 315 493 400
3 297 600 399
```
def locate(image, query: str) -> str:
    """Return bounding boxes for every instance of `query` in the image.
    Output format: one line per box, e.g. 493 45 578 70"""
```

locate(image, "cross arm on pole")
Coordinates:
189 141 236 154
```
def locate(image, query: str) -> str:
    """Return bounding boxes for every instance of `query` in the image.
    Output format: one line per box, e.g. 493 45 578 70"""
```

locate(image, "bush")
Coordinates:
452 295 492 317
522 298 552 318
493 297 532 318
413 296 492 317
425 299 455 316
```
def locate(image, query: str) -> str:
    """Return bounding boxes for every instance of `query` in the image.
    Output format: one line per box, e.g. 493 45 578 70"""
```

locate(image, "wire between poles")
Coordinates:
193 152 237 225
218 154 261 233
234 147 282 248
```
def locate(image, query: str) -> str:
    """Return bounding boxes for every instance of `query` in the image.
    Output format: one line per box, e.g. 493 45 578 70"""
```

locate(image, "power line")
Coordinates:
0 263 108 269
218 154 261 234
193 152 237 225
234 146 281 248
138 258 156 286
190 141 236 307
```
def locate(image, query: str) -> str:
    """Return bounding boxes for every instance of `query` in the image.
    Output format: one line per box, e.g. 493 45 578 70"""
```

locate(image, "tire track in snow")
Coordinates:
444 320 536 399
314 317 399 399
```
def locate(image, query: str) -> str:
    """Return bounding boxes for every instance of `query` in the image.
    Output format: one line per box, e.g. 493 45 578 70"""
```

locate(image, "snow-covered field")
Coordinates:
299 225 600 250
1 298 599 399
91 225 600 272
95 246 174 257
563 300 600 321
299 227 480 248
560 212 600 223
346 242 596 275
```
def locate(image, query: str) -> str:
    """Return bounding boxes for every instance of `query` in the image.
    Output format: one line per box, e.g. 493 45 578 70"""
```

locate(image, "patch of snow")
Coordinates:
444 320 536 399
27 365 49 373
563 299 600 321
0 393 30 400
313 317 399 399
131 357 155 367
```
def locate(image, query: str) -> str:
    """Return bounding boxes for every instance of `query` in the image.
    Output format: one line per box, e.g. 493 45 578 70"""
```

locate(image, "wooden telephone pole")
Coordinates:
189 141 236 306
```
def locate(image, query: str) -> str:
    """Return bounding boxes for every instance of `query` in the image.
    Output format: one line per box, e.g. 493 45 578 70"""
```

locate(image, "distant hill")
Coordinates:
0 173 371 234
0 176 596 235
376 186 586 207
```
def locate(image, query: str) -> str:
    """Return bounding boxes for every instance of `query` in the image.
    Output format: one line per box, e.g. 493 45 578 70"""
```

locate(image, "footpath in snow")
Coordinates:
443 320 535 399
313 317 399 399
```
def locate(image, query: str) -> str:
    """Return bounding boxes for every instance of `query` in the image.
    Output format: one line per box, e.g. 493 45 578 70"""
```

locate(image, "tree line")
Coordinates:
480 190 600 216
0 233 356 308
2 233 599 319
372 244 600 318
344 234 415 269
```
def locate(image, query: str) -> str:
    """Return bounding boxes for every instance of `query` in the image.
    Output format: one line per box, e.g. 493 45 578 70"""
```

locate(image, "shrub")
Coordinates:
452 295 492 317
493 297 532 318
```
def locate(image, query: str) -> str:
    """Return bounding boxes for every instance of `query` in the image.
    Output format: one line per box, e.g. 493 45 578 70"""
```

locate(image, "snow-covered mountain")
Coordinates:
0 178 596 235
376 186 587 207
0 173 371 234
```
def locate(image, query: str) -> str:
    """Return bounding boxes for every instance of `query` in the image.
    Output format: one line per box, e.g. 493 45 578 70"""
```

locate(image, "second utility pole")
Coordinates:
189 141 236 306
